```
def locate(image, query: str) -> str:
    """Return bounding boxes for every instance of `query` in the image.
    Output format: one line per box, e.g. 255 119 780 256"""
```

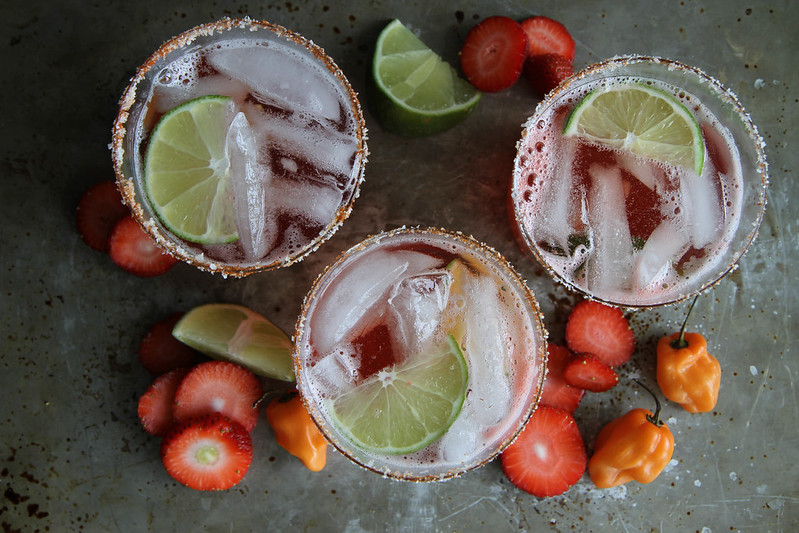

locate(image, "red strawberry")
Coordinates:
137 367 190 436
563 352 619 392
540 343 584 413
565 300 635 367
173 361 263 432
460 16 529 92
500 405 586 497
524 53 573 98
76 180 129 252
519 16 575 61
108 215 178 277
138 312 199 376
160 413 253 491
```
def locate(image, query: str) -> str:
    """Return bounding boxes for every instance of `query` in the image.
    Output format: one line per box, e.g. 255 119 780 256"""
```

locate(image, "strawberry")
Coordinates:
108 215 178 277
137 367 190 436
160 413 253 491
138 312 199 376
524 53 573 98
519 16 575 61
540 343 584 413
173 360 263 432
565 300 635 367
563 352 619 392
76 180 129 252
500 405 586 497
460 16 529 93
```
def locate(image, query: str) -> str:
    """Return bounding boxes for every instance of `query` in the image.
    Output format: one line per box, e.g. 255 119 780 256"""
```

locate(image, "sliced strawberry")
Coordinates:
460 16 529 92
173 361 263 432
500 405 586 497
138 312 199 376
76 180 129 252
160 413 253 491
524 53 573 98
563 352 619 392
540 343 584 413
519 16 575 61
565 300 635 367
137 367 191 436
108 215 178 277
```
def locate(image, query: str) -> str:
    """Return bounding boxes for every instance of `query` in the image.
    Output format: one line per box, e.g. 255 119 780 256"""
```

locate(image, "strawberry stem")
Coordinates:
634 379 664 427
670 295 699 350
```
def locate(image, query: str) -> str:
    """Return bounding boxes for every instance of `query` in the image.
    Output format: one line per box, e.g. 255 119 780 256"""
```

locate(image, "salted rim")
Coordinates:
292 226 549 482
111 17 368 278
510 54 769 310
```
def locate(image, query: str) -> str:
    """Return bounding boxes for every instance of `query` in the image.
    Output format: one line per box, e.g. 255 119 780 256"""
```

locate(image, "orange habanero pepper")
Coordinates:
265 390 327 472
588 380 674 489
656 296 721 413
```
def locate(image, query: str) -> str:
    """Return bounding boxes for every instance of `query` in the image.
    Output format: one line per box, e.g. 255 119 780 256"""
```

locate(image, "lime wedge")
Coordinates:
328 334 469 455
370 19 481 137
172 303 295 381
563 83 704 174
144 95 238 244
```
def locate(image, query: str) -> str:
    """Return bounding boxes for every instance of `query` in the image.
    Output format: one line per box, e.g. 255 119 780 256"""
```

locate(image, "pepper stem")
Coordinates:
634 379 664 427
671 295 699 350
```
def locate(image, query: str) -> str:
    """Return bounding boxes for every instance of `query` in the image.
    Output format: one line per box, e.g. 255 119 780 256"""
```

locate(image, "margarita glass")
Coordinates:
293 227 548 481
112 18 367 277
510 55 768 308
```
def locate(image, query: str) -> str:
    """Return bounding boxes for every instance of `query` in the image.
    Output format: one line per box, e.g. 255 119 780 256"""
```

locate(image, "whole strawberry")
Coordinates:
524 53 573 98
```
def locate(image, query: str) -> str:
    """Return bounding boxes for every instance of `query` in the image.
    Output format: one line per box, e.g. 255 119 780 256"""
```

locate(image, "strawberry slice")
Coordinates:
160 413 253 491
563 352 619 392
108 215 178 277
138 312 199 376
519 16 575 61
500 405 586 497
173 361 263 432
524 53 573 98
565 300 635 367
540 343 584 413
137 367 190 436
460 16 529 93
76 180 129 252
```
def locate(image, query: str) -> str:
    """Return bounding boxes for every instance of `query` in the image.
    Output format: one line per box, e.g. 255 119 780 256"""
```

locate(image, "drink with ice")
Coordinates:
112 19 367 276
511 56 768 307
293 228 547 481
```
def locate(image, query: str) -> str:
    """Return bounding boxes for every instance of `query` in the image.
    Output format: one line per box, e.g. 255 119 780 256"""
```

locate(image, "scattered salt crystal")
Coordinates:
750 365 758 376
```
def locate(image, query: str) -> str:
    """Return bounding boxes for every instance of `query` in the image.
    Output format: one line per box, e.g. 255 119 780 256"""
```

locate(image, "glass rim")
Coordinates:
292 225 549 481
111 17 368 278
511 54 769 309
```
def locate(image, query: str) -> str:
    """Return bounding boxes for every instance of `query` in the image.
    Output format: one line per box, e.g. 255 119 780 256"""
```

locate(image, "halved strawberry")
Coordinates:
565 300 635 367
500 405 586 497
524 53 573 98
108 215 178 277
76 180 129 252
160 413 253 491
460 16 529 92
138 312 199 376
137 367 190 436
173 361 263 432
540 343 584 413
563 352 619 392
519 16 575 61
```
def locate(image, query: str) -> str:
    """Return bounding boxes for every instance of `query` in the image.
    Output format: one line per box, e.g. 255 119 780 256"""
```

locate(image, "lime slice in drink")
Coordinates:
144 95 239 244
370 19 482 137
173 303 295 381
563 83 705 174
328 334 469 455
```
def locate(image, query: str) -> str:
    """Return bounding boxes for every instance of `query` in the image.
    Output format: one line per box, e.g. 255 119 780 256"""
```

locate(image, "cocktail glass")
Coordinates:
510 55 768 308
112 18 367 277
293 227 548 481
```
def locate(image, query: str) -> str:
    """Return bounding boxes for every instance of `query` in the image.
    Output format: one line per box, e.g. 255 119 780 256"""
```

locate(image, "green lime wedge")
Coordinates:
328 334 469 455
369 19 481 137
172 303 295 381
144 95 239 244
563 83 705 174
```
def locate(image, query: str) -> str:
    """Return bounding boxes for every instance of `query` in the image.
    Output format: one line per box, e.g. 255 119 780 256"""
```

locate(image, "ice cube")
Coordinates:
307 346 359 397
269 176 344 227
437 411 479 463
534 138 578 253
678 163 723 249
633 220 690 289
617 151 659 191
387 270 453 356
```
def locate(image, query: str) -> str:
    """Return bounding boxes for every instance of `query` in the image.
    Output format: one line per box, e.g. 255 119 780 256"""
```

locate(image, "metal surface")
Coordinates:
2 1 796 531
